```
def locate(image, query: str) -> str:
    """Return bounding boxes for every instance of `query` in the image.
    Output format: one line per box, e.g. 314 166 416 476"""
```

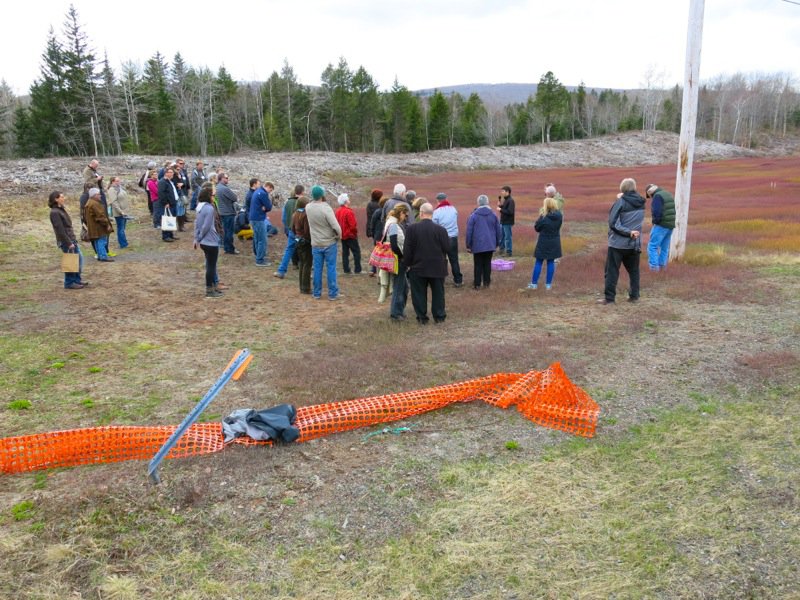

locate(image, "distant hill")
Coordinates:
414 83 623 108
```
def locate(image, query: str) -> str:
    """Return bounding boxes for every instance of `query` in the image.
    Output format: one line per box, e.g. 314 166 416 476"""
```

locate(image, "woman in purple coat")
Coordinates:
466 194 502 290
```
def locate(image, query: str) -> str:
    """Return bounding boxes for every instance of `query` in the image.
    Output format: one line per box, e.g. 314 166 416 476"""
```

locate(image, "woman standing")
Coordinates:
147 170 159 228
49 191 86 289
379 203 408 304
194 187 223 298
291 197 312 294
528 196 563 290
466 195 502 290
107 176 131 249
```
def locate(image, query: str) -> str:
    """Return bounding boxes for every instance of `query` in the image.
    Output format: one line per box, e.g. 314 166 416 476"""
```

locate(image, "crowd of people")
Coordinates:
49 158 675 316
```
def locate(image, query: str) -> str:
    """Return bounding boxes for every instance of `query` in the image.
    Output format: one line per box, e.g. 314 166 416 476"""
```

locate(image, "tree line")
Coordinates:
1 5 798 159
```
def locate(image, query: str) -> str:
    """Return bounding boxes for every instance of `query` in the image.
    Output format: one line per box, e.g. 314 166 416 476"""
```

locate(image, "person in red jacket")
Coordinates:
335 193 362 274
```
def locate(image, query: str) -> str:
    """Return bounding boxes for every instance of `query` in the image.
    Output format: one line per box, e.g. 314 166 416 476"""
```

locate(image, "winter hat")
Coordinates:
311 185 325 200
436 192 447 201
370 189 383 202
646 184 658 197
337 193 349 206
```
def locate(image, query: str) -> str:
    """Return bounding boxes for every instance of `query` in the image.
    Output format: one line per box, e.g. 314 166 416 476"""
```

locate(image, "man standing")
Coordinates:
190 160 207 211
83 158 104 191
432 192 463 287
174 158 190 230
275 184 303 278
216 173 239 254
336 193 362 274
403 203 450 324
382 183 415 224
306 185 342 300
645 183 675 272
156 167 180 242
497 185 515 256
599 178 645 305
249 179 273 266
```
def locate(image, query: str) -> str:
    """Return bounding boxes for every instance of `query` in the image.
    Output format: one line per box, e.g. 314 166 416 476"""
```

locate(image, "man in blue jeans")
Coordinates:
249 179 273 266
497 185 515 256
216 173 239 254
305 185 342 300
645 184 675 272
274 184 304 279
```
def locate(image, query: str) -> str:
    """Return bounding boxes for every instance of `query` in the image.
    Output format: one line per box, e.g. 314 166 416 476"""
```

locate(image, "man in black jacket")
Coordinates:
156 167 179 242
403 203 450 324
497 185 515 256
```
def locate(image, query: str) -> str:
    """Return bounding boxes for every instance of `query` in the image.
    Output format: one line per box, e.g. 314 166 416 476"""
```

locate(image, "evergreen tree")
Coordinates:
138 52 175 152
404 95 426 152
534 71 569 143
351 66 380 152
457 93 487 147
427 90 450 150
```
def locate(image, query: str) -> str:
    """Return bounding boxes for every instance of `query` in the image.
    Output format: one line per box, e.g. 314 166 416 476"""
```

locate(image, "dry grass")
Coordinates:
2 156 800 599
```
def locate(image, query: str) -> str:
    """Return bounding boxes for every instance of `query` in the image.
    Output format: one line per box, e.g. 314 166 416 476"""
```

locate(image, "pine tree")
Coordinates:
427 90 450 150
458 93 487 147
534 71 569 143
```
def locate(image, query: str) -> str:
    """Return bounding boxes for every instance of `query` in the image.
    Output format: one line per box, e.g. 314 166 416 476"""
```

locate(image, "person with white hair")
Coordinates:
402 202 450 324
466 194 502 290
598 178 645 305
382 182 416 225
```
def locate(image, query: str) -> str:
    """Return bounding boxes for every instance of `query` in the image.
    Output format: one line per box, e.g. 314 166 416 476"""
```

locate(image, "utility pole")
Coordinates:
671 0 705 261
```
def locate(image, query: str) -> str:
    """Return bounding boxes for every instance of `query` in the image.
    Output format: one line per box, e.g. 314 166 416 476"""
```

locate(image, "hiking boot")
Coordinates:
205 287 223 298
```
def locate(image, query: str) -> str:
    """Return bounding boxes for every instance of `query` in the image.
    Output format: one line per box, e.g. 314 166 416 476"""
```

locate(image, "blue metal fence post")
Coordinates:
148 349 251 484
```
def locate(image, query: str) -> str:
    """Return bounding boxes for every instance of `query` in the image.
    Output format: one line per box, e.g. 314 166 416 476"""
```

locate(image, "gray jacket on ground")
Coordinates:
607 191 645 250
216 182 238 216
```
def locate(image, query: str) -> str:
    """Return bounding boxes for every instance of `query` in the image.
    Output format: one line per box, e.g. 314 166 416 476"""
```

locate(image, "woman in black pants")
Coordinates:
193 187 223 298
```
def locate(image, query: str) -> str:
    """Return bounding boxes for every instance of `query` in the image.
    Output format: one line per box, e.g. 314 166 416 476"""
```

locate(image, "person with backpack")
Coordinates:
598 178 645 305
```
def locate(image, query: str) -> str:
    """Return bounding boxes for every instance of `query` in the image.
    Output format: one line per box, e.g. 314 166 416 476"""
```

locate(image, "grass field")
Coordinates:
1 156 799 598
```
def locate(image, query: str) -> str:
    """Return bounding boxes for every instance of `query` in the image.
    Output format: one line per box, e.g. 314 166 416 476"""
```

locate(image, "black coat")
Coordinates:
533 210 563 260
402 219 450 278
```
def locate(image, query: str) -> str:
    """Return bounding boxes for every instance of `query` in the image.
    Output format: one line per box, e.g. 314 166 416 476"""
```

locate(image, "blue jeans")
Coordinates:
312 242 339 299
648 225 673 270
59 242 83 287
221 214 236 253
95 236 109 260
277 233 298 275
251 220 268 264
532 258 555 285
114 216 129 248
501 224 513 255
190 188 199 211
391 264 409 318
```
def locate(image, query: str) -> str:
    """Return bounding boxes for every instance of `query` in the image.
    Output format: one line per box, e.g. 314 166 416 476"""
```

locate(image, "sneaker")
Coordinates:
545 284 552 290
454 282 463 288
65 283 85 290
273 272 285 279
205 289 223 298
255 262 268 267
628 297 639 303
216 283 230 290
527 283 538 290
597 298 615 305
107 251 117 257
98 257 115 262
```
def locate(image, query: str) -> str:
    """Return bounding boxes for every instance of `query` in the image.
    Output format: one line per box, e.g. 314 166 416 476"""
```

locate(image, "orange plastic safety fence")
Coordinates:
1 363 599 475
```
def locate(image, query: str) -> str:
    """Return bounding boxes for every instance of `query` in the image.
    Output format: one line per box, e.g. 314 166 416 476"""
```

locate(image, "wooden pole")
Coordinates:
671 0 705 261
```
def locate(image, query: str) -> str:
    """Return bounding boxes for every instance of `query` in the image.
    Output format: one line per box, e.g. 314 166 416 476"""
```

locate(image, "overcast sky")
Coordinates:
2 0 799 95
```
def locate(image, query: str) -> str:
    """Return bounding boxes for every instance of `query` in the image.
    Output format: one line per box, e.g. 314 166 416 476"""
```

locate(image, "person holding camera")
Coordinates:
497 185 515 256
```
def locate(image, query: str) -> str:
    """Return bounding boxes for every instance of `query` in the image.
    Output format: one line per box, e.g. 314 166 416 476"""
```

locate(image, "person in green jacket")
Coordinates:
645 184 676 272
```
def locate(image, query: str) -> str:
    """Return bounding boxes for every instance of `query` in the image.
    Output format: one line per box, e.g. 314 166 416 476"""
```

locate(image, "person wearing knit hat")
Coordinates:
306 184 343 299
432 192 463 287
645 183 676 272
335 193 361 274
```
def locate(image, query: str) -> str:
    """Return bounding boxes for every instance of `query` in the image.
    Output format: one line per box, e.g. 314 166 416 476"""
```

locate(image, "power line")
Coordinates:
781 0 800 5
